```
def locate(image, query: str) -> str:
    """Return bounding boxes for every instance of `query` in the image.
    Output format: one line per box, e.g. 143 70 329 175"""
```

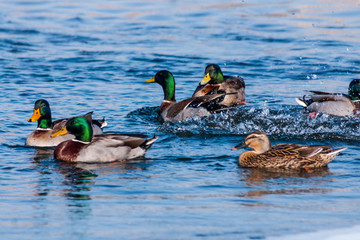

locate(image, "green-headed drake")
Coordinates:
296 79 360 116
26 99 107 147
51 117 158 162
192 64 245 107
232 131 346 169
145 70 230 122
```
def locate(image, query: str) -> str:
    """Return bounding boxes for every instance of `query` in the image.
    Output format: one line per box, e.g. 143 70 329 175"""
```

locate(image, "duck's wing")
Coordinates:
223 75 245 90
192 84 221 97
219 76 246 105
254 144 321 168
52 119 68 132
271 144 323 157
96 134 158 150
80 134 157 162
72 136 130 162
296 92 355 116
95 134 147 148
309 94 350 103
166 94 226 119
306 90 339 95
52 111 94 130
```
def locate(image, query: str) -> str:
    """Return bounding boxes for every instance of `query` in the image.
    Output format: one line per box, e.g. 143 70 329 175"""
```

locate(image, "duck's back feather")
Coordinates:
54 135 158 162
239 144 345 169
296 92 355 116
162 94 226 121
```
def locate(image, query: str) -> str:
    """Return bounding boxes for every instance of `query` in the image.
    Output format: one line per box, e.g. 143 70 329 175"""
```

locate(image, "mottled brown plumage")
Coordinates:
232 131 346 169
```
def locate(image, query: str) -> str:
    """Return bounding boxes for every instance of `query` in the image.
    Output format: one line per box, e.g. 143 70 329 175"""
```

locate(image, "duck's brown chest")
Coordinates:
54 140 85 162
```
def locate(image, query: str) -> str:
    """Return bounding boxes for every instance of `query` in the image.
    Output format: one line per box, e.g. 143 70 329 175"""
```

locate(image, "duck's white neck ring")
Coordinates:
72 139 91 144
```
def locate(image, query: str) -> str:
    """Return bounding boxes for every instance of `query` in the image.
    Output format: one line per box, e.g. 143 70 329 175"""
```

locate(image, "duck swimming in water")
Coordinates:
192 64 245 107
26 99 106 147
51 116 158 162
232 131 346 169
145 70 233 122
296 79 360 116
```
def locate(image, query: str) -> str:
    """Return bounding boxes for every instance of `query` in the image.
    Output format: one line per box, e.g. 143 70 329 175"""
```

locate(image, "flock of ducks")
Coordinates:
26 64 356 169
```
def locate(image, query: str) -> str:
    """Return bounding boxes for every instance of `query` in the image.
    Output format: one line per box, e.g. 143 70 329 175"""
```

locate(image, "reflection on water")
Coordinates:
2 0 360 239
238 167 333 201
241 167 332 186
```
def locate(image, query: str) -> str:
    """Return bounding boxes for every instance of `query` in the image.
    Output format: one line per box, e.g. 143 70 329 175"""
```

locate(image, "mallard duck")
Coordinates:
51 117 158 162
26 99 107 147
232 131 346 168
145 70 231 122
192 64 245 107
295 79 360 116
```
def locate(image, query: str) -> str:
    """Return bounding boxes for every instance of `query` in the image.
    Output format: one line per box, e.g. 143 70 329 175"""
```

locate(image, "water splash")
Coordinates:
129 104 360 142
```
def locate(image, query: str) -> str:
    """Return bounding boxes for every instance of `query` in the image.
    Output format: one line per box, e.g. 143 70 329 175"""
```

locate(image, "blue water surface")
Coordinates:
1 0 360 239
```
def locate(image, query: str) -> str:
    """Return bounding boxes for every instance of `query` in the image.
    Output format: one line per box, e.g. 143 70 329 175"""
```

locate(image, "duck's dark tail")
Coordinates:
295 95 313 108
140 136 159 151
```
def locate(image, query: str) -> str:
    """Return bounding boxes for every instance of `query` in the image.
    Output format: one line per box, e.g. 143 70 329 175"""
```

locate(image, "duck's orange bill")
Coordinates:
28 109 41 122
51 126 68 138
231 147 238 151
145 77 155 83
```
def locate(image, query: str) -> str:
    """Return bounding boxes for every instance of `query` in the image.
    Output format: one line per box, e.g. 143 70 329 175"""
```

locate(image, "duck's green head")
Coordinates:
52 117 93 142
348 79 360 100
200 64 224 85
145 70 176 101
28 99 52 129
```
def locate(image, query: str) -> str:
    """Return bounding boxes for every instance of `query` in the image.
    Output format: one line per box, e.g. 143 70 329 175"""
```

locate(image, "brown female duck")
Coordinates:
232 131 346 169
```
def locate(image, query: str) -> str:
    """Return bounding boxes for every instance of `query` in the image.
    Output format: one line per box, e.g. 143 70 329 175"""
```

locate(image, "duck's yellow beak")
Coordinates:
51 126 68 138
200 73 211 85
145 77 155 83
28 109 41 122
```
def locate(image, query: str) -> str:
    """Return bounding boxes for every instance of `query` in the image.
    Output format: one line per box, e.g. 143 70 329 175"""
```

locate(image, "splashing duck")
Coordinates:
192 64 245 107
296 79 360 116
145 70 232 122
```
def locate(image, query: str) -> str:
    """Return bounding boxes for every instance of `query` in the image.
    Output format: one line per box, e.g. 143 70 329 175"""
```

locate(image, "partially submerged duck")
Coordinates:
145 70 232 122
192 64 245 107
51 117 158 162
295 79 360 116
232 131 346 169
26 99 107 147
